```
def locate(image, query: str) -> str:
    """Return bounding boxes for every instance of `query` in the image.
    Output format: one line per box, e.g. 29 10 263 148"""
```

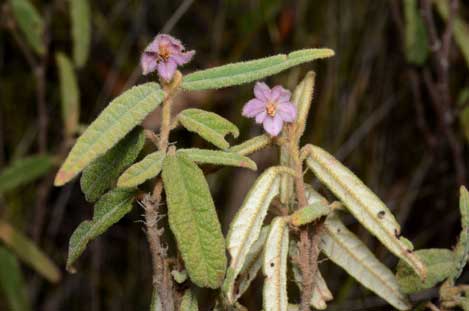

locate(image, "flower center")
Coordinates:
159 43 171 61
266 101 277 117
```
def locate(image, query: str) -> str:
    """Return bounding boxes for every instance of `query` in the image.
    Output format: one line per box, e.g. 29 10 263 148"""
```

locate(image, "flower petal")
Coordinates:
157 61 177 81
172 50 195 66
254 82 271 101
144 38 160 53
141 53 158 75
263 114 283 136
255 111 267 124
277 102 297 123
271 85 291 102
242 99 265 118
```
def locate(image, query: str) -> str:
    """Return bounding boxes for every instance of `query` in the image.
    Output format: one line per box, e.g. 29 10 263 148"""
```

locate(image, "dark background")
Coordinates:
1 0 469 310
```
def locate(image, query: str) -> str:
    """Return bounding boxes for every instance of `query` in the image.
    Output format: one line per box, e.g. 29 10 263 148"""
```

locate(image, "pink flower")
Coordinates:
140 34 195 81
242 82 297 136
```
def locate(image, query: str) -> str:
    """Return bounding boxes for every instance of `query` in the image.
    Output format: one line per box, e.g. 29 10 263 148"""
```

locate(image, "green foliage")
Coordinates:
177 148 257 170
180 289 199 311
67 188 136 271
0 155 53 194
396 249 457 294
181 49 334 91
0 246 30 311
0 221 61 283
178 109 239 149
80 127 145 202
290 202 330 227
9 0 45 55
453 186 469 279
55 82 164 186
70 0 91 67
162 153 226 288
403 0 429 65
229 134 271 156
56 52 80 138
458 88 469 142
291 71 315 141
117 151 165 188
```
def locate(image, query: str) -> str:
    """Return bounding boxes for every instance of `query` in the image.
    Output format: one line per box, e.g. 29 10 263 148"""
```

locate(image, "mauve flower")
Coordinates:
242 82 297 136
141 34 195 81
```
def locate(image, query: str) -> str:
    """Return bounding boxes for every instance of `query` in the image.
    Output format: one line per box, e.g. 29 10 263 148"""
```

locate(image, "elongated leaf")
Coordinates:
229 134 271 156
177 148 257 170
290 202 330 227
182 49 334 91
0 246 30 311
80 127 145 202
9 0 45 55
67 188 135 271
55 82 164 186
117 151 165 188
396 249 457 294
162 153 226 288
305 145 426 278
180 289 198 311
321 214 411 310
292 71 315 141
305 184 329 206
404 0 429 65
279 143 293 205
224 166 294 303
56 52 80 138
70 0 91 67
0 155 53 194
263 217 289 311
178 109 239 149
235 225 270 301
0 222 60 283
454 186 469 278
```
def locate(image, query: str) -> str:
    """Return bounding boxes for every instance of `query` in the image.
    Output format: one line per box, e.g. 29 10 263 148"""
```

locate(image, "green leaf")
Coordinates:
224 166 294 304
67 188 135 271
396 249 457 294
117 151 165 188
0 155 53 194
180 289 199 311
177 148 257 170
0 221 61 283
162 153 226 288
55 82 164 186
182 49 334 91
80 127 145 202
292 71 315 141
178 109 239 149
289 202 330 227
9 0 45 55
305 144 426 279
70 0 91 67
404 0 429 65
56 52 80 138
453 186 469 279
321 214 411 310
458 88 469 142
263 217 289 311
0 246 31 311
229 134 271 156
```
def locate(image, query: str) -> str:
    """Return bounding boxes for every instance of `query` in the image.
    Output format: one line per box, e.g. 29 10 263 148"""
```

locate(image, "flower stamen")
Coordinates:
266 101 277 117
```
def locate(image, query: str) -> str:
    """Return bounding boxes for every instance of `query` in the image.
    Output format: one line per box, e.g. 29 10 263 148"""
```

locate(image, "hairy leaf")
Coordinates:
396 249 457 294
180 289 199 311
80 127 145 202
162 153 226 288
292 71 315 141
67 188 135 271
279 143 293 205
290 202 330 227
182 49 334 91
305 145 426 278
229 134 271 156
224 166 294 303
321 214 411 310
263 217 289 311
0 155 53 194
178 109 239 149
9 0 45 55
70 0 91 67
0 221 61 283
55 82 164 186
404 0 429 65
454 186 469 278
117 151 165 188
177 148 257 170
0 246 30 311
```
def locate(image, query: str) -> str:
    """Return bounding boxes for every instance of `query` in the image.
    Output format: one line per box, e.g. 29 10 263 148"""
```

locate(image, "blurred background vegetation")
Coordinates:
1 0 469 310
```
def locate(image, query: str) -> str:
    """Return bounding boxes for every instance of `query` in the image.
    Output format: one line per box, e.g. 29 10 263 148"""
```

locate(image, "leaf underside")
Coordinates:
177 148 257 171
117 150 165 188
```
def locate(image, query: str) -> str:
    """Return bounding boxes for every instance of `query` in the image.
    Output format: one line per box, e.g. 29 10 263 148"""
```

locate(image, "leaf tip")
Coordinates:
54 169 72 186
